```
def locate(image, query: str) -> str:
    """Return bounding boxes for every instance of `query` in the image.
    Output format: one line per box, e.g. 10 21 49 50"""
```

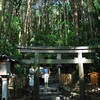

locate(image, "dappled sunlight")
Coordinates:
71 81 80 92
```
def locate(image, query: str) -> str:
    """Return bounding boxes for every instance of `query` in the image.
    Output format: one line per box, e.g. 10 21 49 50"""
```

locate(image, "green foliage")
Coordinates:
67 32 75 46
15 65 24 74
0 13 22 61
11 17 21 30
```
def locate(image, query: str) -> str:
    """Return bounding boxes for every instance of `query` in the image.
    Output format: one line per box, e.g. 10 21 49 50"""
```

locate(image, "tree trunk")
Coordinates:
87 0 93 38
1 0 14 53
64 1 69 45
0 0 6 37
50 5 54 34
59 4 62 46
22 0 31 46
73 0 79 46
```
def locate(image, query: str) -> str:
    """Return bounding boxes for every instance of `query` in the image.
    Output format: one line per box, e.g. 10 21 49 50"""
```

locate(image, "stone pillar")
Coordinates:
57 54 61 83
2 77 9 100
58 68 61 74
57 54 61 74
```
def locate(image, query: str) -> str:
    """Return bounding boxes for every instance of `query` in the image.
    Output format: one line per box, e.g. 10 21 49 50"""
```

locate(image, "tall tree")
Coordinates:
73 0 79 45
1 0 14 52
87 0 93 38
22 0 32 46
59 3 63 46
0 0 6 37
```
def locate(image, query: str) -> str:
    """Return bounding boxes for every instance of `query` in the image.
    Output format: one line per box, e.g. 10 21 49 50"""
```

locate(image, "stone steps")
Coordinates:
39 85 65 100
39 95 66 100
39 91 62 96
40 87 58 92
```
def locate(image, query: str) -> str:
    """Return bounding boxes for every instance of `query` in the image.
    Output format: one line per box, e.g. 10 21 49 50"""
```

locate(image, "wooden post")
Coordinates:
78 52 85 100
34 52 39 100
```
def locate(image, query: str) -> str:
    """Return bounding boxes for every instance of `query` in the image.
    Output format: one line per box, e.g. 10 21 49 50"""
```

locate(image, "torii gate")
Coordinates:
17 46 95 100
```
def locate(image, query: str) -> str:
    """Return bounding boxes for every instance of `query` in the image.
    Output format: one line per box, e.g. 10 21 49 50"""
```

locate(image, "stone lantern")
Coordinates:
0 53 18 100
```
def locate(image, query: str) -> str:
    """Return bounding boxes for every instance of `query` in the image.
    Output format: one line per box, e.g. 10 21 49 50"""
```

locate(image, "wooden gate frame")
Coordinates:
17 46 96 100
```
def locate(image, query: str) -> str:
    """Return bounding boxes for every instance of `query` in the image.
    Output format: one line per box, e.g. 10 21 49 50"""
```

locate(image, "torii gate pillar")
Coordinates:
34 52 39 100
78 52 85 100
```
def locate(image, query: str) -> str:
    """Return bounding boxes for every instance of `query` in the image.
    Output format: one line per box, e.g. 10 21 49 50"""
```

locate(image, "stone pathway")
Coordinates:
39 74 63 100
39 83 63 100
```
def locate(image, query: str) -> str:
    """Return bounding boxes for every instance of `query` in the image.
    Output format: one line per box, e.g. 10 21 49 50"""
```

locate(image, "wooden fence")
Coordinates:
59 74 72 85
